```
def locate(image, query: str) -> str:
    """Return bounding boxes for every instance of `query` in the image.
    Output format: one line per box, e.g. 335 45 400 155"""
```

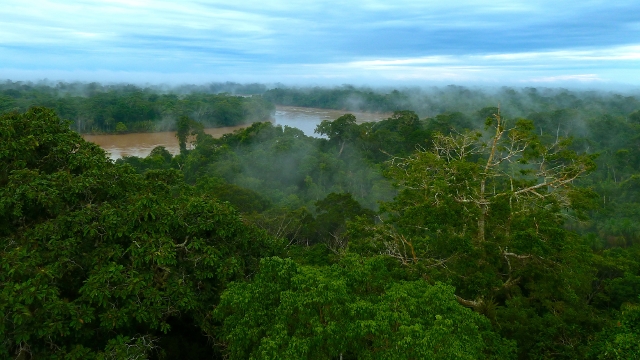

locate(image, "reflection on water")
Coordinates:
83 106 392 159
273 106 391 136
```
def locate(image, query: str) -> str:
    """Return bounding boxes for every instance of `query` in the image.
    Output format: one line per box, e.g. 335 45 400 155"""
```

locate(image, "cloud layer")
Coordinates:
2 0 640 85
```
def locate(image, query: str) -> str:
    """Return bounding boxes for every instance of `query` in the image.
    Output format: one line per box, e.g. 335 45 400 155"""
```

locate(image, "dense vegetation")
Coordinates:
263 85 640 120
2 83 640 359
0 81 274 134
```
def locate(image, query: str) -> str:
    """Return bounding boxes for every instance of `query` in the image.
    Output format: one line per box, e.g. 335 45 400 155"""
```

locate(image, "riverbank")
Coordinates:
274 106 392 123
83 106 393 159
82 124 247 159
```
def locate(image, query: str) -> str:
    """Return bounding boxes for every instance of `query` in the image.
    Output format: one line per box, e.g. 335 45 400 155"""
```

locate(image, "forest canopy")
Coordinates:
2 81 640 359
0 81 274 134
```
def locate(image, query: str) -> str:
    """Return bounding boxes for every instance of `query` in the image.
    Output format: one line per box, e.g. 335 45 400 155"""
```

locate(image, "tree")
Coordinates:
215 256 515 359
357 111 430 162
589 299 640 359
365 110 598 357
314 193 374 253
115 121 127 133
315 114 358 156
175 115 203 154
0 108 279 358
629 110 640 124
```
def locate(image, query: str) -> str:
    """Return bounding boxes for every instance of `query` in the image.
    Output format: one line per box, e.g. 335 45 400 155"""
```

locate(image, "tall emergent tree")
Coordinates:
362 110 599 357
175 115 203 154
315 113 358 156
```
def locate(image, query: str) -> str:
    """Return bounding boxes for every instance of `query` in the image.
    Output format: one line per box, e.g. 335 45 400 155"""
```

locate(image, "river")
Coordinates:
82 106 391 159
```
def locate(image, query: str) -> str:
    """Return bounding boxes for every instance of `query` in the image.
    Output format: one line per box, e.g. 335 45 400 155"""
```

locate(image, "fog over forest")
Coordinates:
4 0 640 356
3 79 639 131
3 77 640 359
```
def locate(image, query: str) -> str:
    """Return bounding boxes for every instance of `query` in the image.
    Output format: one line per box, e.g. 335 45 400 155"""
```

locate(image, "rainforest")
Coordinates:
1 82 640 359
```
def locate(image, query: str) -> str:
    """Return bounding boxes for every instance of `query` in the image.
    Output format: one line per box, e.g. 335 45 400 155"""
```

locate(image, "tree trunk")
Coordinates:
338 140 346 157
478 179 487 242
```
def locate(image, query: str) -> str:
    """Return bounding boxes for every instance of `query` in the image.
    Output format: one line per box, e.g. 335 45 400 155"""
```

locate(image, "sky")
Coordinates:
2 0 640 87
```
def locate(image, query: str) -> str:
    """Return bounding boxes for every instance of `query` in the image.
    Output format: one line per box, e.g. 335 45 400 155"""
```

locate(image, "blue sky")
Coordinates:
2 0 640 87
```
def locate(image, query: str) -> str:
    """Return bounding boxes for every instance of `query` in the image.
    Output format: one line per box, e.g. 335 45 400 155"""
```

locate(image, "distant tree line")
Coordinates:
263 86 410 113
4 80 640 136
263 84 640 120
0 81 274 134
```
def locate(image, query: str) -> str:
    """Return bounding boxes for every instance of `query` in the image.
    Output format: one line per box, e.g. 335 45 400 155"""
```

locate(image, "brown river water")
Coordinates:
83 106 392 159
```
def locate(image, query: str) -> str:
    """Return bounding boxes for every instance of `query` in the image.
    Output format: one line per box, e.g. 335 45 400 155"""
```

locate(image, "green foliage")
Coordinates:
315 113 358 156
314 192 375 251
264 86 409 113
263 85 640 122
589 300 640 359
115 121 127 133
363 112 600 358
175 115 204 154
0 108 280 358
0 82 274 134
109 94 640 357
590 246 640 310
115 146 176 174
5 80 640 360
166 121 396 210
216 256 515 359
195 176 271 214
354 110 432 163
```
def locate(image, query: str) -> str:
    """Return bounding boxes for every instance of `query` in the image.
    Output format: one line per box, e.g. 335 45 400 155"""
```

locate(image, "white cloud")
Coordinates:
348 56 456 67
296 45 640 84
528 74 603 83
2 0 640 85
